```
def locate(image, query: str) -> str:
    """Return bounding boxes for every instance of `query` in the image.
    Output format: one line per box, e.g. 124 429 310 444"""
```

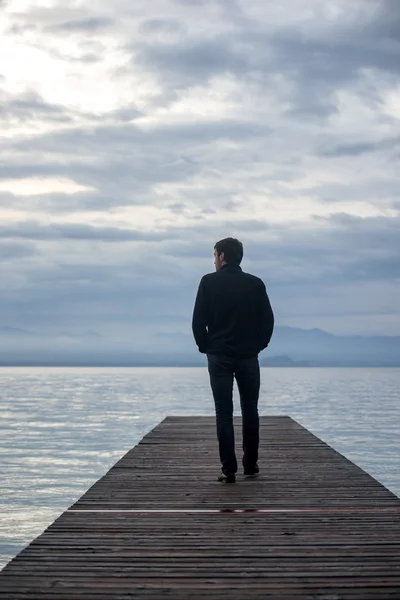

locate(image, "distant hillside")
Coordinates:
266 327 400 366
0 325 399 366
260 355 312 367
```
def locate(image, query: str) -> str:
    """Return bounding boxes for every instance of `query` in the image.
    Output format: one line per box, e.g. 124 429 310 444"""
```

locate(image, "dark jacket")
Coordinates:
192 263 274 358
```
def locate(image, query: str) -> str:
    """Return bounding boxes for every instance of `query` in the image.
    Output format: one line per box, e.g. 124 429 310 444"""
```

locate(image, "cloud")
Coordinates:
0 221 180 242
0 241 39 262
135 37 247 88
139 18 185 35
0 177 95 196
1 0 399 343
0 213 398 341
369 0 400 42
318 136 400 157
53 17 116 32
131 1 400 116
0 90 73 124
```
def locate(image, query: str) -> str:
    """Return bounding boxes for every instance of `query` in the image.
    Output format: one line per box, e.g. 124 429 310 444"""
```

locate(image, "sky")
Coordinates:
1 0 399 355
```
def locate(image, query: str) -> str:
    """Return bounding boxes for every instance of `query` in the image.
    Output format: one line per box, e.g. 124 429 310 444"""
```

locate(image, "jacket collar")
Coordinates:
221 263 242 272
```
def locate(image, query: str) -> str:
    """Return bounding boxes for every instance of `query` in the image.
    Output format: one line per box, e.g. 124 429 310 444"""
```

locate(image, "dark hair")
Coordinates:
214 237 243 265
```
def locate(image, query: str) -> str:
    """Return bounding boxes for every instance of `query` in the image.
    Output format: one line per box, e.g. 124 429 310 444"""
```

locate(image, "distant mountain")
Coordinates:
266 327 400 366
0 325 399 366
260 355 312 367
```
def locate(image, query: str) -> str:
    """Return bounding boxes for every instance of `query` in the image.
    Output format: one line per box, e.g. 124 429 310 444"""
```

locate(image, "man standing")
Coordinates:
192 237 274 483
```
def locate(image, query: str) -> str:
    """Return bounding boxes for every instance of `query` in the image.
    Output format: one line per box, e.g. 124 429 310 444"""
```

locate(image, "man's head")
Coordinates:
213 237 243 271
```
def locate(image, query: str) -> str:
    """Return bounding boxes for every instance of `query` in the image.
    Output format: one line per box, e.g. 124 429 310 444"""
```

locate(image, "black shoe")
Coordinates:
218 471 236 483
244 464 259 477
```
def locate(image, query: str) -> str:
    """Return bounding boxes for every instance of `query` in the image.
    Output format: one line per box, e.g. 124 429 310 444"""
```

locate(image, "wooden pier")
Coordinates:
1 416 400 598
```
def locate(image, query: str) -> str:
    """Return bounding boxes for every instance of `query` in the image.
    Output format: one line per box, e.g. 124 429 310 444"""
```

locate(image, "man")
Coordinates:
192 237 274 483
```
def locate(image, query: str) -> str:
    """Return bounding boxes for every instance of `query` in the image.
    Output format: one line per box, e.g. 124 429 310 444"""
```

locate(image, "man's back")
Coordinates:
192 237 274 483
192 263 274 358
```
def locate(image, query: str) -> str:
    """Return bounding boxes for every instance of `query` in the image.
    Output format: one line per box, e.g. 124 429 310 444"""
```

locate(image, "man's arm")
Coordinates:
259 282 274 351
192 277 208 353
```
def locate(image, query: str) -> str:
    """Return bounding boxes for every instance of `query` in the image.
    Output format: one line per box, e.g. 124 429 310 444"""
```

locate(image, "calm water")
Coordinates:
1 366 399 569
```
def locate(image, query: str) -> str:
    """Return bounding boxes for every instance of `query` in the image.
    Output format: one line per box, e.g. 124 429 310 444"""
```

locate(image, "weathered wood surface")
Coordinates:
1 415 400 599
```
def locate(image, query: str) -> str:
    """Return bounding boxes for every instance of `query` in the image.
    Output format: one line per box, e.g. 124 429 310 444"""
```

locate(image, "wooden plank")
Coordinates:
1 416 400 598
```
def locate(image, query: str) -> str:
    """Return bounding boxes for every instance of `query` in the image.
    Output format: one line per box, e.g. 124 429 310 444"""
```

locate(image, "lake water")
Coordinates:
1 366 399 570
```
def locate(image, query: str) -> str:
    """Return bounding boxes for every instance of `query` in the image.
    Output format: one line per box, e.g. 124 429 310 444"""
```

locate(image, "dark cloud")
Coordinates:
318 136 400 158
0 91 72 124
0 241 39 262
168 203 186 214
135 36 247 86
0 117 272 213
8 120 267 157
368 0 400 43
0 215 398 346
111 107 142 122
0 221 180 243
268 27 400 86
50 17 116 32
259 214 400 286
7 22 38 35
153 212 400 289
45 47 103 64
2 0 400 339
139 18 185 34
1 213 398 338
299 179 400 206
132 1 400 119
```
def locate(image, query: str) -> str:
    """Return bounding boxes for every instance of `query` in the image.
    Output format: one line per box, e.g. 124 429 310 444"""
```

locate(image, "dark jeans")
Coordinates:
207 353 260 474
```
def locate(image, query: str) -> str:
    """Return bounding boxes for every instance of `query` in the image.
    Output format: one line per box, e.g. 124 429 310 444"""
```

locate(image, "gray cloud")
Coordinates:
0 241 39 262
299 179 400 206
163 213 400 287
132 1 400 119
0 90 72 124
318 136 400 158
368 0 400 42
0 117 273 214
0 221 180 242
135 36 247 86
53 17 116 31
1 213 398 339
1 0 400 341
139 17 185 35
45 48 103 64
8 8 115 33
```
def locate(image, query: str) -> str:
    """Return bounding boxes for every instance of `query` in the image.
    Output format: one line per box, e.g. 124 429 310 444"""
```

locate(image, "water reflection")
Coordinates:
1 366 399 569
